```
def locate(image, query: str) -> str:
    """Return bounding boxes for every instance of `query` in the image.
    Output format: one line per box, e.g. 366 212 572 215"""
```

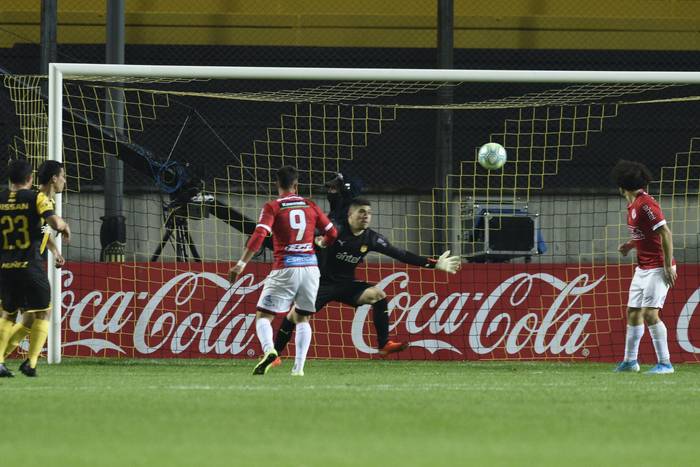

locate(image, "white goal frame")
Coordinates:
47 63 700 363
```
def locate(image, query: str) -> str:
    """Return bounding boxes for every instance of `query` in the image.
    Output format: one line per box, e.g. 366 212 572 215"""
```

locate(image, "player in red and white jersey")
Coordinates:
229 166 337 376
613 160 676 375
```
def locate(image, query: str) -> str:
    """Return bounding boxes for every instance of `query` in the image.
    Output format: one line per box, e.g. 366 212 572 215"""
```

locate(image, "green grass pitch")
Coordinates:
1 358 698 467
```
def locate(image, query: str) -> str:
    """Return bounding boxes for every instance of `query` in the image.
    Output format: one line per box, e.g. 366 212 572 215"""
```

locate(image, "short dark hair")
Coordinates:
37 160 64 185
349 197 371 210
612 159 653 191
277 165 298 190
8 159 33 184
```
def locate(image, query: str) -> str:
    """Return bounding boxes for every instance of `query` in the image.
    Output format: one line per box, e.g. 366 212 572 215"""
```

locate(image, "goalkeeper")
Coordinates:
273 197 461 357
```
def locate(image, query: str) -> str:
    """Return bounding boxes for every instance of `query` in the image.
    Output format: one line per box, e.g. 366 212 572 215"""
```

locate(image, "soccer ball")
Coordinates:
478 142 507 170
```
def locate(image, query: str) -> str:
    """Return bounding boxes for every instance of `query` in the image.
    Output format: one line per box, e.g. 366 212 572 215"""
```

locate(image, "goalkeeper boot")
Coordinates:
253 349 279 375
379 340 408 355
19 359 37 377
646 362 674 375
613 360 640 373
0 363 14 377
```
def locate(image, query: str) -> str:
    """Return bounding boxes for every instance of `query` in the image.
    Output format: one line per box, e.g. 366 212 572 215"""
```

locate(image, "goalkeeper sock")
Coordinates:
0 318 15 364
372 299 390 349
623 324 644 362
28 319 49 369
4 323 32 359
648 321 671 364
293 322 312 373
274 317 295 355
255 318 274 354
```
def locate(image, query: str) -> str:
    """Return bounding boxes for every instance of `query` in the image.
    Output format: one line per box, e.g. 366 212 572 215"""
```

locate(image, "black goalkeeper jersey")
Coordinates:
0 189 55 269
319 220 435 283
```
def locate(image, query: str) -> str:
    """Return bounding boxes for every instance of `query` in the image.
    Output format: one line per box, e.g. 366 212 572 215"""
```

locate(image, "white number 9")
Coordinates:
289 209 307 241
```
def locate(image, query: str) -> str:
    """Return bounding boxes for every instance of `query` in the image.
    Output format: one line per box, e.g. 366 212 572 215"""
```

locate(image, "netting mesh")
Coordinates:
2 71 699 362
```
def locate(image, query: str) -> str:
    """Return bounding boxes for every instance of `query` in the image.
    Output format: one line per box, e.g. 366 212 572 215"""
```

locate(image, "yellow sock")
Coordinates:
4 323 32 359
0 317 15 364
28 319 49 369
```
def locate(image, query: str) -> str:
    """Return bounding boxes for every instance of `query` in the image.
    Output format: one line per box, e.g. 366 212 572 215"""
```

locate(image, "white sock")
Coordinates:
293 322 312 372
624 324 644 362
648 321 671 364
255 318 274 354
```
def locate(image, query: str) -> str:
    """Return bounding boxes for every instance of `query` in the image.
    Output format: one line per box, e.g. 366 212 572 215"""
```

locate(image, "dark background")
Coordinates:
2 44 700 194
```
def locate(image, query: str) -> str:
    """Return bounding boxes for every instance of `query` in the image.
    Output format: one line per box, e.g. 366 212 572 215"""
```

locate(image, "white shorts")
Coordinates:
627 266 673 309
256 266 320 314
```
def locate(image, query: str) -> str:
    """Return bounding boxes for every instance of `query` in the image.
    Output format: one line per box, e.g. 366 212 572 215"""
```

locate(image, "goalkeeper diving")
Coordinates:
273 196 461 358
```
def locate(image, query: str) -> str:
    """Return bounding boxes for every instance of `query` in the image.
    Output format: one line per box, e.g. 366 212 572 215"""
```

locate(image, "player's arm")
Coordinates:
36 192 71 242
229 202 274 282
46 235 65 267
371 232 461 274
657 224 677 287
313 203 337 248
618 240 635 256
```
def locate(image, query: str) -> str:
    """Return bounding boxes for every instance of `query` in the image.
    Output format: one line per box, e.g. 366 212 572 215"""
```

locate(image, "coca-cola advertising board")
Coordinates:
59 263 700 362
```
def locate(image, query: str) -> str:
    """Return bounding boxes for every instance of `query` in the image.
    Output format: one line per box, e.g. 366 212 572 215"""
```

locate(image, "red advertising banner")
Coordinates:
59 263 700 362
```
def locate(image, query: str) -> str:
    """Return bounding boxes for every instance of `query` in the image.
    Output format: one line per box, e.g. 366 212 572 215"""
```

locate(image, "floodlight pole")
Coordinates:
101 0 127 263
435 0 455 256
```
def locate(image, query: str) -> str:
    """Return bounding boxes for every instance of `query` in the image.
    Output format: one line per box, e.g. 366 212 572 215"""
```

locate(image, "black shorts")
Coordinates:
0 265 51 313
315 280 372 311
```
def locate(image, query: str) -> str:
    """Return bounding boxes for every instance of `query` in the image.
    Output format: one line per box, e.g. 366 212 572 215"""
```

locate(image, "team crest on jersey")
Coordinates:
631 209 636 219
360 245 368 253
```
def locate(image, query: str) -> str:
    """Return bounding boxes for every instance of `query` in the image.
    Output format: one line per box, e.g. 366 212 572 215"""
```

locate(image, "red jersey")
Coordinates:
626 191 672 269
253 194 336 269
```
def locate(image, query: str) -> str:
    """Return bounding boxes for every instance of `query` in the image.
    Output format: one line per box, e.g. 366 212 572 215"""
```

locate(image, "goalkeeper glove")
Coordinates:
435 250 461 274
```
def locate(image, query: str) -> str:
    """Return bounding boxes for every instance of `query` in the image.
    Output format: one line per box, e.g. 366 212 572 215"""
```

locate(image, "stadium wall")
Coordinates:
1 0 699 50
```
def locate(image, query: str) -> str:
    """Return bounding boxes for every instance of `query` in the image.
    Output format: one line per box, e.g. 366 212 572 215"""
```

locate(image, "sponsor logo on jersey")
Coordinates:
628 225 645 240
1 261 29 269
285 243 313 253
642 204 656 221
283 254 318 267
336 251 362 264
281 201 308 209
0 202 29 210
360 245 368 253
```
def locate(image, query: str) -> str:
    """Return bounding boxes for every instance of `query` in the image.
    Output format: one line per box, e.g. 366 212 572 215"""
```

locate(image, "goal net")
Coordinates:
3 65 699 363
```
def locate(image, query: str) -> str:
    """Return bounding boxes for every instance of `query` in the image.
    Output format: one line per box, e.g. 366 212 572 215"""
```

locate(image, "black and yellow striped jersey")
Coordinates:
0 189 55 269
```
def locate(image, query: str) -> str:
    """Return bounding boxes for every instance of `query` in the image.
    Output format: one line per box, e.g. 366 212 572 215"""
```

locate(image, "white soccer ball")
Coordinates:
478 142 507 170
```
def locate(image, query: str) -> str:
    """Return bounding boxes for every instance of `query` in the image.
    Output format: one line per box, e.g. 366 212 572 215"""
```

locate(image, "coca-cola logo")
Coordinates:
61 269 263 355
352 272 603 356
57 266 700 359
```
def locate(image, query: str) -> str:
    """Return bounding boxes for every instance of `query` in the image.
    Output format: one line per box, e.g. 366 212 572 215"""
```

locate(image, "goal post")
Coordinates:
38 63 700 364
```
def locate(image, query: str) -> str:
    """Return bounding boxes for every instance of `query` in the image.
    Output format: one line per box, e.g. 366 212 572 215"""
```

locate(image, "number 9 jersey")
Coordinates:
253 194 335 270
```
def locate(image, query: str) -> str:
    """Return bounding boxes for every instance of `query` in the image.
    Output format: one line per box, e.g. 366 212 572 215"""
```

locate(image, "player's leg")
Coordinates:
16 269 51 376
253 269 295 375
614 307 643 372
288 266 321 376
615 268 645 372
0 272 24 377
3 317 31 360
18 308 50 377
355 285 407 355
288 309 312 376
274 281 333 356
642 268 674 374
0 309 19 377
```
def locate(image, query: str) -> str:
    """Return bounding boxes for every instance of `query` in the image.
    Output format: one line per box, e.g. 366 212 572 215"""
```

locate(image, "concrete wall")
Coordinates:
62 192 699 265
2 0 699 50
